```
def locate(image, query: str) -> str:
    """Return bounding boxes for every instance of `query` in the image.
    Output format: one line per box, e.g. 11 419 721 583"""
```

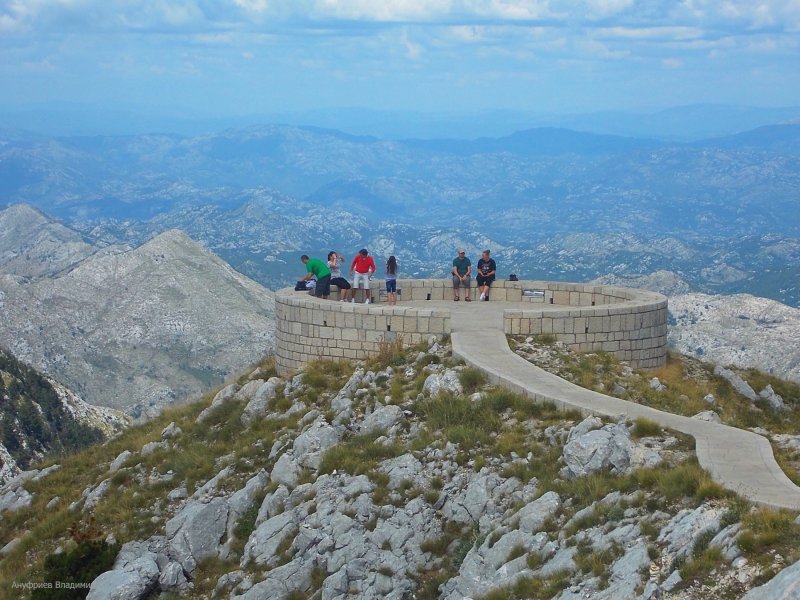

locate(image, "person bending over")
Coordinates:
300 254 331 299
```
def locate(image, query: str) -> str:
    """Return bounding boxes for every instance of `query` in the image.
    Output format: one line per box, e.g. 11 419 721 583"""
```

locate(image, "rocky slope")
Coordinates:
591 272 800 385
0 347 128 486
0 203 97 278
667 293 800 384
0 222 275 417
1 340 798 599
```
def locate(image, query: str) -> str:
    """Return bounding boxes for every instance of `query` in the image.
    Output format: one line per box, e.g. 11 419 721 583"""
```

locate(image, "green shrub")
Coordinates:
631 417 661 439
33 527 119 600
459 368 487 394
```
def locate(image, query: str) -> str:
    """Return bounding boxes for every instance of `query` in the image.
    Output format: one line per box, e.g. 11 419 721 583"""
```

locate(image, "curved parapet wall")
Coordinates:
502 281 668 369
274 287 451 375
274 279 667 375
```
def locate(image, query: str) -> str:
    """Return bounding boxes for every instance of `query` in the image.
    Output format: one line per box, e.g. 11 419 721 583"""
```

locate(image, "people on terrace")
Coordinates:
350 248 376 304
452 248 472 301
476 249 496 301
300 255 331 299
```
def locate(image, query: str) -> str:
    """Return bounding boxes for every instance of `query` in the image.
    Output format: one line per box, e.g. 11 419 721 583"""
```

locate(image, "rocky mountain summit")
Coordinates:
0 205 276 416
2 338 798 599
0 203 97 278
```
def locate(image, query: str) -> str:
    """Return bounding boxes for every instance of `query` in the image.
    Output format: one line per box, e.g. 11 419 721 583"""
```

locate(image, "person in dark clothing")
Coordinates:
451 249 472 301
476 249 496 301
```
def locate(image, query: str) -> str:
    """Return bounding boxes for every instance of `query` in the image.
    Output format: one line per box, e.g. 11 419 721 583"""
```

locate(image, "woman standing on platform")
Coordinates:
385 256 398 305
328 251 352 302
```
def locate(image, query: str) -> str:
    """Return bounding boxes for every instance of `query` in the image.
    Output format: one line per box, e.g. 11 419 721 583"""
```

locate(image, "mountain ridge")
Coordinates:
0 206 276 417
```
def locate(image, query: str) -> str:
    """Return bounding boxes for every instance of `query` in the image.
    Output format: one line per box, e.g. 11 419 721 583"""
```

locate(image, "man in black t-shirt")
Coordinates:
476 249 496 301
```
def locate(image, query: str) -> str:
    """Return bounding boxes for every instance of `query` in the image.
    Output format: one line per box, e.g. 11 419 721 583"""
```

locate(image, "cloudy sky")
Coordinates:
2 0 800 117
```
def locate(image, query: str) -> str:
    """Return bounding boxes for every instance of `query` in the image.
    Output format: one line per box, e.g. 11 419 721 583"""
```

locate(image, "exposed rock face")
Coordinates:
742 558 800 599
560 417 662 479
0 218 276 416
422 369 463 396
78 341 793 600
669 293 800 384
240 378 283 425
0 203 96 278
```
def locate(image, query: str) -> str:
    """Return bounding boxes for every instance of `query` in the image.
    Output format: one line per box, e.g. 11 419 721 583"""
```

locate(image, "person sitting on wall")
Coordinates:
328 251 352 302
350 248 376 304
452 248 472 301
300 254 331 299
476 249 496 301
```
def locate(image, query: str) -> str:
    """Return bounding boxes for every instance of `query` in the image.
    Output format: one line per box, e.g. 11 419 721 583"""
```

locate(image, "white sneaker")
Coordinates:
480 293 486 301
350 298 355 303
363 298 370 304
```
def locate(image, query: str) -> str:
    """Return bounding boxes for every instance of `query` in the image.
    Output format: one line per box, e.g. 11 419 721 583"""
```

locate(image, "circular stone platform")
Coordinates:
274 279 667 375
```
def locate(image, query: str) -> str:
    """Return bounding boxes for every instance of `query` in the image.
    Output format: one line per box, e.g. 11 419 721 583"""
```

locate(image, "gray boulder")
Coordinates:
160 422 182 440
360 404 403 435
271 452 302 488
561 421 661 479
241 378 283 425
0 484 33 513
166 497 229 575
241 512 296 568
713 366 757 401
196 383 241 423
293 418 342 470
692 410 721 423
657 503 724 562
516 491 562 533
422 369 463 397
759 385 786 412
379 453 424 489
742 558 800 599
109 450 132 473
83 479 112 513
87 539 165 600
221 471 270 558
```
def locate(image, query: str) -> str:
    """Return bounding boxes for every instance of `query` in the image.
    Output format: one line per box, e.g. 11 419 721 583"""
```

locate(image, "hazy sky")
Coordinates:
3 0 800 116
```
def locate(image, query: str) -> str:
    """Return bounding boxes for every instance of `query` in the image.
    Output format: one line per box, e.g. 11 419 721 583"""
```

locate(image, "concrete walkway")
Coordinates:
435 300 800 510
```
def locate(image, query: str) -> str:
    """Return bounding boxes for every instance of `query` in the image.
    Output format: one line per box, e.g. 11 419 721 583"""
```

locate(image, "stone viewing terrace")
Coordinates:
276 278 800 510
275 278 668 375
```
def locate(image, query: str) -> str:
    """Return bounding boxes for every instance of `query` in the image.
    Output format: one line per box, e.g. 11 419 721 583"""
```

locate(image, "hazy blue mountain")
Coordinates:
3 103 799 140
1 121 798 306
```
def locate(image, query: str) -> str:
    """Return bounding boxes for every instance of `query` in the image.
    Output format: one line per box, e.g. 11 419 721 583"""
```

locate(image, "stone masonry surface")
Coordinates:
275 279 667 375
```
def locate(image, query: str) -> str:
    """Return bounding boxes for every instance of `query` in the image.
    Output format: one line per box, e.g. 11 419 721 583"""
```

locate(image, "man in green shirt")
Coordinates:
451 249 472 301
301 255 332 299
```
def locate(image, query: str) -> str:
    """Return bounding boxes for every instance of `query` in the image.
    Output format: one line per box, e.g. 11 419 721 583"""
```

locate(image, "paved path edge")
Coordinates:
452 330 800 511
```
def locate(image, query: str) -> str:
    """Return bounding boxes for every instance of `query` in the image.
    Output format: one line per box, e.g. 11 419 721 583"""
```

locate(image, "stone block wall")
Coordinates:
503 282 668 368
274 289 450 375
275 279 667 374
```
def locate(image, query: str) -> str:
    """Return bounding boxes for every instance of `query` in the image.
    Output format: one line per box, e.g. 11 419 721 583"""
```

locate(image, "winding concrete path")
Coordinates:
428 299 800 510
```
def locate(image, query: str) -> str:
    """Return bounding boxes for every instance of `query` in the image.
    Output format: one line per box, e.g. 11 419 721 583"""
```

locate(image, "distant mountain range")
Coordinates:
0 120 798 307
0 205 275 417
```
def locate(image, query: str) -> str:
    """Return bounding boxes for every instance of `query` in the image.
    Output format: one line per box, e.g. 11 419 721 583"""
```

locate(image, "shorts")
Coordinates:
452 275 471 288
353 272 371 289
314 274 331 298
476 275 494 287
330 276 351 290
386 279 397 293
